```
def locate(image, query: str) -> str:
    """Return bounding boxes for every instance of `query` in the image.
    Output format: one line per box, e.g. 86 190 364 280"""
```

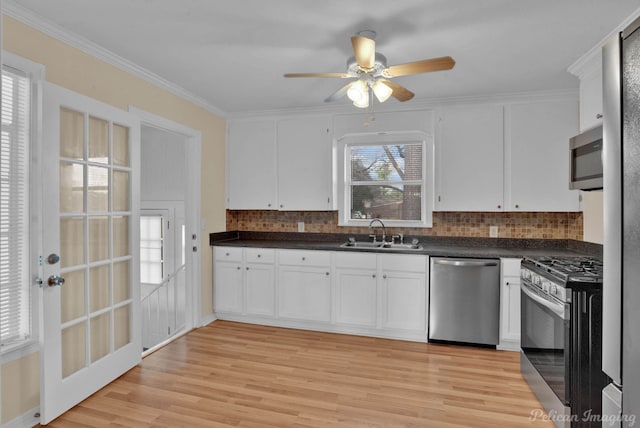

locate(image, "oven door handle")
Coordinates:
521 283 566 319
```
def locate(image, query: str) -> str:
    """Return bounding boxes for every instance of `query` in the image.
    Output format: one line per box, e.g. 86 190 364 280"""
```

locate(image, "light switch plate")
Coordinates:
489 225 498 238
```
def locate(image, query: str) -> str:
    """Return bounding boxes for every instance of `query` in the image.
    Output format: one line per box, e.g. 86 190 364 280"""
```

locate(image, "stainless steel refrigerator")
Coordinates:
603 15 640 428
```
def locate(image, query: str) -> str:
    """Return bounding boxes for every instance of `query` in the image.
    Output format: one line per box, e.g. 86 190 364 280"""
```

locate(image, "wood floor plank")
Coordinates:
43 320 553 427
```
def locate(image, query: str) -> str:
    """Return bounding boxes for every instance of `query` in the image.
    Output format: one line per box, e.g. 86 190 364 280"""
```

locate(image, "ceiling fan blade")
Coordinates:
351 36 375 70
324 82 354 102
379 79 415 102
284 72 351 78
383 56 455 78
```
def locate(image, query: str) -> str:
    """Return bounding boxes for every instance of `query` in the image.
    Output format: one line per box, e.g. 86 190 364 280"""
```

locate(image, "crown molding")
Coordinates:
227 88 578 120
2 0 227 118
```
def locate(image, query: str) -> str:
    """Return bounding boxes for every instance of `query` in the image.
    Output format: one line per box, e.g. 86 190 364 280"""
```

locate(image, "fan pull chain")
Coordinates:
364 89 376 127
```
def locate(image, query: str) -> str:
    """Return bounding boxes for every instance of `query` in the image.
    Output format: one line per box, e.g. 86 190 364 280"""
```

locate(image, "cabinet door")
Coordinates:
227 119 277 209
335 268 377 327
277 116 332 210
501 276 521 343
381 271 426 332
245 263 276 317
437 105 504 211
508 99 580 211
278 266 331 322
214 262 243 313
580 66 603 132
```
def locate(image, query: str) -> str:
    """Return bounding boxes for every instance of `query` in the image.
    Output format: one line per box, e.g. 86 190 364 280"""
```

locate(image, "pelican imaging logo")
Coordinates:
529 409 636 426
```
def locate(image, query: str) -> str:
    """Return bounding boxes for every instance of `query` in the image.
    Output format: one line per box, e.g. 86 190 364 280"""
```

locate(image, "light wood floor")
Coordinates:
45 321 553 427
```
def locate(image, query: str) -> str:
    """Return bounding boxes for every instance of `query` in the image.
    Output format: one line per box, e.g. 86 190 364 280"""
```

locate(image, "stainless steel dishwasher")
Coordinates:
429 257 500 346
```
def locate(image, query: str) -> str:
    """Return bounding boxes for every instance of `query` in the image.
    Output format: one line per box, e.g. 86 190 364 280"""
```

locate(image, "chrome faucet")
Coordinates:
368 218 386 243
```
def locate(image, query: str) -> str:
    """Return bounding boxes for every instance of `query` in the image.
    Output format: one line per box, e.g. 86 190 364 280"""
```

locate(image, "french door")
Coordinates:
40 83 141 424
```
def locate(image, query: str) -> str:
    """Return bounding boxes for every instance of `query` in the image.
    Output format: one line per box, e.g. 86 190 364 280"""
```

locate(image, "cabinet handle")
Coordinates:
257 254 261 258
268 203 271 207
302 257 306 261
225 252 230 256
515 204 520 209
596 113 603 119
325 272 330 276
383 274 387 279
236 266 241 270
506 281 510 286
246 267 249 270
280 204 284 208
497 205 501 209
372 274 376 279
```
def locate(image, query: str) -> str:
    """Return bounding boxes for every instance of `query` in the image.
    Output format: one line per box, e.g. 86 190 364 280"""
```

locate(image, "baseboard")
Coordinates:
199 312 217 327
2 407 39 428
497 339 521 351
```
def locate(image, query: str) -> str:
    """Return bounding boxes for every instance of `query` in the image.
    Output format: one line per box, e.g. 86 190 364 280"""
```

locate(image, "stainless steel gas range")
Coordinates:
520 256 608 428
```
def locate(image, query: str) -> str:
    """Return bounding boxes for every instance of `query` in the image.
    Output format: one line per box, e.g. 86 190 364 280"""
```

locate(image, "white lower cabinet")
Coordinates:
213 246 276 317
380 254 428 333
213 246 429 341
334 252 378 327
499 258 522 350
278 250 332 322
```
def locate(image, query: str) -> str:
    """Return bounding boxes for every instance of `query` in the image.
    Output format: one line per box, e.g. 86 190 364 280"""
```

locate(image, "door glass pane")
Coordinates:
61 269 86 323
88 116 109 164
60 162 84 213
62 322 86 378
89 265 110 312
114 304 131 350
113 171 129 212
113 216 129 258
87 166 109 212
113 261 130 304
60 108 84 160
90 313 110 362
60 217 85 268
88 216 109 262
113 124 129 167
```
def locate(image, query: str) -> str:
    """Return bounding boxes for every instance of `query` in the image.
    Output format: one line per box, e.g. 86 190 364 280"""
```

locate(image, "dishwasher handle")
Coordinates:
432 258 498 267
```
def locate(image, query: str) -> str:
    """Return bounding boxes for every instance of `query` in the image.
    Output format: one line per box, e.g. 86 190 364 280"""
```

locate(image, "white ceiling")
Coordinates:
8 0 640 115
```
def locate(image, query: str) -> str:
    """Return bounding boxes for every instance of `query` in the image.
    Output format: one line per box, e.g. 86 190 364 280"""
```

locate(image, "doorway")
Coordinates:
136 112 202 355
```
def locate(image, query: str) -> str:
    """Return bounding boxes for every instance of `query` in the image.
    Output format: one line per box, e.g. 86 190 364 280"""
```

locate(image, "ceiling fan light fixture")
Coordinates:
347 80 367 102
372 80 392 103
353 91 369 108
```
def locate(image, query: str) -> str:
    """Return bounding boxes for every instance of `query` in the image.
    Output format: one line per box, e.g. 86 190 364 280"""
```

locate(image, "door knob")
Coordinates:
47 275 65 287
47 253 60 264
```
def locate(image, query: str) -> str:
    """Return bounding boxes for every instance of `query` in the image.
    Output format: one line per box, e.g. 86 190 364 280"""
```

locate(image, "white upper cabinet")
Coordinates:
507 99 580 211
436 105 504 211
569 51 603 132
277 115 333 210
226 119 277 209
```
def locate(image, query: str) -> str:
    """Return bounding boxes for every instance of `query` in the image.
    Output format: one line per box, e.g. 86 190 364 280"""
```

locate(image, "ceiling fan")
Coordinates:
284 30 455 108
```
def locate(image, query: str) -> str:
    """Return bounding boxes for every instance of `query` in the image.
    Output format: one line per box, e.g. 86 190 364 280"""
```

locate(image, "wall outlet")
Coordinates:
297 221 305 232
489 225 498 238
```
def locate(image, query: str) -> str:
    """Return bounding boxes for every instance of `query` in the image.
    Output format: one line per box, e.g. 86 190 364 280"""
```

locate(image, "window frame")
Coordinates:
1 52 45 361
337 131 434 228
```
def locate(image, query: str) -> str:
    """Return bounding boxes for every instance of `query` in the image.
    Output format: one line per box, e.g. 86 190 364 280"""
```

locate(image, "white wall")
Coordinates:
141 125 187 202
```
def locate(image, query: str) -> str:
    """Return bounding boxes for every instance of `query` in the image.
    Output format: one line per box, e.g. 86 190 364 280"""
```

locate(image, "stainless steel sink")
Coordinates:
339 240 423 251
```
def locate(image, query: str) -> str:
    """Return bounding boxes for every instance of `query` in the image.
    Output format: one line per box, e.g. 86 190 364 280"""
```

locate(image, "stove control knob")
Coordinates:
550 284 557 295
533 275 542 285
522 269 531 280
541 281 550 293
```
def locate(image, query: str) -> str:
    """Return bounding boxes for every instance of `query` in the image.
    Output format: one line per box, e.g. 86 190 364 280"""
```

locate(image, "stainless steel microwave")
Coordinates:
569 125 603 190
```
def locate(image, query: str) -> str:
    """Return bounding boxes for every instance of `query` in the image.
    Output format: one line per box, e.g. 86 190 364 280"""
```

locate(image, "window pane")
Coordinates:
351 184 422 220
351 144 422 182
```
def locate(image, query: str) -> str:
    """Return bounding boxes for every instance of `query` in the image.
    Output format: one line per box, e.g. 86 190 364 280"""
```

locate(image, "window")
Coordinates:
0 65 31 349
339 132 434 227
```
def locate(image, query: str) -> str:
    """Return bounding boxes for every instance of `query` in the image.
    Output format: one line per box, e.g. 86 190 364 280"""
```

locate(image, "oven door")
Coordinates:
520 280 571 405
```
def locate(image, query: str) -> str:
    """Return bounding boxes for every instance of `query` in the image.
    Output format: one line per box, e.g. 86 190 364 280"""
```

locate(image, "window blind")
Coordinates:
0 66 31 348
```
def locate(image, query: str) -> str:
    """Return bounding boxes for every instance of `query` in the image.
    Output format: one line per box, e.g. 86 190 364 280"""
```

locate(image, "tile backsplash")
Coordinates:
227 210 583 240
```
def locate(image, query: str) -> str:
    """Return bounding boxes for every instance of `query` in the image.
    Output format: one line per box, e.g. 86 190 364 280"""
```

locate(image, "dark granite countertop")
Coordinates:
210 231 602 260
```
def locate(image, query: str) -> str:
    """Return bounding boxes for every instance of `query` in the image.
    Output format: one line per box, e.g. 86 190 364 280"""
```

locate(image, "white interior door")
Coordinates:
40 83 141 424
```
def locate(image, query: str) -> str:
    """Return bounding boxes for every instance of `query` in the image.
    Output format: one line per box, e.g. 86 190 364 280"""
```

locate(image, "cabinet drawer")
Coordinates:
278 249 331 267
501 258 522 276
245 248 275 264
334 252 377 270
214 246 243 262
380 254 427 273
